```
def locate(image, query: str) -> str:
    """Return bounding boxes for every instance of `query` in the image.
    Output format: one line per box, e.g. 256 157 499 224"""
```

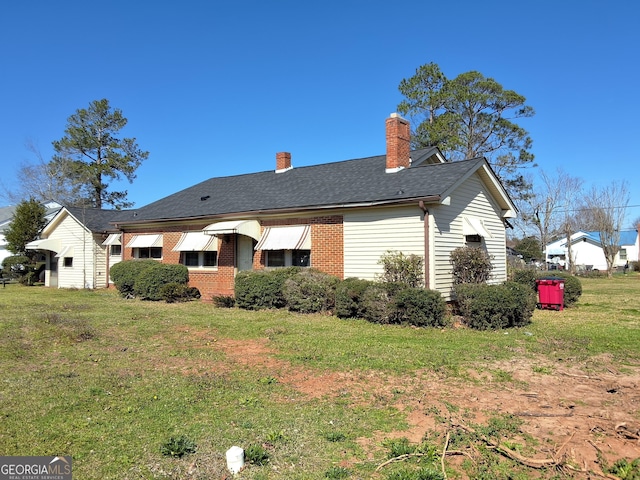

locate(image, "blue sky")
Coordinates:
1 0 639 228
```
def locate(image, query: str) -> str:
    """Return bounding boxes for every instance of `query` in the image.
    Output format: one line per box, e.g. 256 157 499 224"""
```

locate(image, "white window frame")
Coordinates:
181 250 218 269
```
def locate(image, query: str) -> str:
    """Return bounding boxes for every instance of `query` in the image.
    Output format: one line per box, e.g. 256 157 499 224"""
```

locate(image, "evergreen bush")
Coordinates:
134 263 189 301
160 282 199 303
234 267 300 310
360 283 397 324
394 287 448 327
283 269 339 313
454 281 536 330
335 278 374 319
511 268 538 291
109 259 157 296
377 251 424 288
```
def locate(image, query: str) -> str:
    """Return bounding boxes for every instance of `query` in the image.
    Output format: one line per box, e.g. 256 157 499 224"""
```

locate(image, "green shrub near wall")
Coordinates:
335 278 374 319
283 269 339 314
234 267 300 310
394 287 447 327
134 263 189 301
109 260 158 296
454 282 536 330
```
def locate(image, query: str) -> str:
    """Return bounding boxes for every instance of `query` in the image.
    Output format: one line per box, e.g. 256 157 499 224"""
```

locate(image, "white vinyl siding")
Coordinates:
431 175 507 298
344 206 425 281
46 214 108 289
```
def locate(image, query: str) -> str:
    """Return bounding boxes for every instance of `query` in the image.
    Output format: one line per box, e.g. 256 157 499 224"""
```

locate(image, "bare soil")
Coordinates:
215 338 640 478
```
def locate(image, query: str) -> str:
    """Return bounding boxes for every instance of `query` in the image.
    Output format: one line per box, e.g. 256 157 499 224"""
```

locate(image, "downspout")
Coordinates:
418 201 430 289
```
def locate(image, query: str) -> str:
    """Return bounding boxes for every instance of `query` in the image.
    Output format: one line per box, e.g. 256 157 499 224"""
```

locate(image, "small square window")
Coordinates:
64 257 73 267
267 250 285 267
110 244 122 256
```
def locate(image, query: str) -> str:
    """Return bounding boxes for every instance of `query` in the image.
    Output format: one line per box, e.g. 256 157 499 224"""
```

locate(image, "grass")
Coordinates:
0 274 639 478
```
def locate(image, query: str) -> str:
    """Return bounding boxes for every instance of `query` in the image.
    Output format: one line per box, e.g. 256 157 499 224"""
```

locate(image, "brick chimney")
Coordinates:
276 152 292 173
386 113 411 173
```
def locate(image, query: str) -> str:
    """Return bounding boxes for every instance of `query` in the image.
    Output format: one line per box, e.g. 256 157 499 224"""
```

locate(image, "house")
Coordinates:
545 230 639 271
25 206 126 288
0 201 62 268
106 113 517 300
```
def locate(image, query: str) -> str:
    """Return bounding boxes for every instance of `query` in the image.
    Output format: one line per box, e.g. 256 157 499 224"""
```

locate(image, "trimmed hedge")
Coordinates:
454 282 536 330
283 269 339 314
335 278 374 319
234 267 300 310
133 263 189 301
160 283 200 303
394 287 447 327
109 259 158 296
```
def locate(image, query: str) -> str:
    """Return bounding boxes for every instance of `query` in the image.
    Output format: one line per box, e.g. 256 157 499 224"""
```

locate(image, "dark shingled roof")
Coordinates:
120 149 486 224
64 206 131 232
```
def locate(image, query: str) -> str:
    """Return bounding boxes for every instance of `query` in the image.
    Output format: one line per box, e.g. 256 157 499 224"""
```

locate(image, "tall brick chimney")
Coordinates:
386 113 411 173
275 152 292 173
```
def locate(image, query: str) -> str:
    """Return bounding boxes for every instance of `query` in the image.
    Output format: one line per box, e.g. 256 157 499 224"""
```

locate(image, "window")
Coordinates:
181 251 218 268
63 257 73 267
266 249 310 267
135 247 162 259
110 244 122 256
620 249 627 260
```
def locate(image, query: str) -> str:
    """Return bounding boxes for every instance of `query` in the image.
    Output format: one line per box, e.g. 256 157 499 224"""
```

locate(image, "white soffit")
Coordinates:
172 231 218 252
203 220 261 241
255 225 311 250
462 217 493 238
25 238 62 252
102 233 122 246
55 246 75 258
125 234 163 248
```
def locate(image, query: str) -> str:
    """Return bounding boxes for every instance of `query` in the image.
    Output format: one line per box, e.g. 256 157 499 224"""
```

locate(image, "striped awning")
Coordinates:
102 233 122 246
255 225 311 250
172 231 218 252
125 234 163 248
203 220 261 241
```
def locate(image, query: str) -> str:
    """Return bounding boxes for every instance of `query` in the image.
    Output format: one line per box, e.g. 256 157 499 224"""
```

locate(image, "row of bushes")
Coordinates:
109 260 200 302
232 268 448 328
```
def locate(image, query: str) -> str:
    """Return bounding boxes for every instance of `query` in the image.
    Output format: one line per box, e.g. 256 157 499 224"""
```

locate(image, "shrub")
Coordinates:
212 294 235 308
234 267 300 310
109 259 157 296
160 282 199 303
335 278 374 319
283 269 339 313
394 287 447 327
244 444 269 465
454 282 536 330
360 282 397 324
377 251 424 288
450 246 493 284
511 268 538 291
536 271 582 307
134 263 189 301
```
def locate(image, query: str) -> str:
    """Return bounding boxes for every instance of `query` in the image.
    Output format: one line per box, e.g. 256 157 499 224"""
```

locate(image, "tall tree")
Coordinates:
397 62 535 200
51 99 149 209
580 181 629 277
4 198 47 257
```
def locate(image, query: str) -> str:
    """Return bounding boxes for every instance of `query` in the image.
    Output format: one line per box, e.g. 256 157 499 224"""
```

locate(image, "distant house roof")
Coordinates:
113 148 515 226
42 206 131 235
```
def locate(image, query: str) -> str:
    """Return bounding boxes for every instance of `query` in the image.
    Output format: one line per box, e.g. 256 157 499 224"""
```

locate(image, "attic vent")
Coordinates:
200 195 210 201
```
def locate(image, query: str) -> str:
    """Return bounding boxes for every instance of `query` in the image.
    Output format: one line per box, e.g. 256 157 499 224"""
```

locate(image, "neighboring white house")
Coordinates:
545 230 639 271
25 206 125 289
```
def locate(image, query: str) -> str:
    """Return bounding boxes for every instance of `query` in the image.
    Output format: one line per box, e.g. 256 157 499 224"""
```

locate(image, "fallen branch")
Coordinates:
454 422 558 469
515 411 573 418
441 431 449 480
375 450 474 473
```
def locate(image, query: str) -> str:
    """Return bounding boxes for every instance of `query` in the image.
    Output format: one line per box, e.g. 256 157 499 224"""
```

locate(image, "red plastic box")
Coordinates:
536 278 565 311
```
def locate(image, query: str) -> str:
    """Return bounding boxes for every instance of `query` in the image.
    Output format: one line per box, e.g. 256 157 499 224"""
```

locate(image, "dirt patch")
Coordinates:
215 338 640 476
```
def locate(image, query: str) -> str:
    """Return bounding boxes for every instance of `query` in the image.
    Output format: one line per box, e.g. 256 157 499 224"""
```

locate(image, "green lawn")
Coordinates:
0 275 638 479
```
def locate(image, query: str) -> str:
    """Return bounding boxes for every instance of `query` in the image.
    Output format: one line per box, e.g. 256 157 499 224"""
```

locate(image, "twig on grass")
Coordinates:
441 430 450 479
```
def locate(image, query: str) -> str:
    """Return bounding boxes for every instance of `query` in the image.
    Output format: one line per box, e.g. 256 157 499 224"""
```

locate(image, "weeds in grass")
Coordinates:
160 435 197 457
244 444 269 465
324 431 346 442
325 466 350 478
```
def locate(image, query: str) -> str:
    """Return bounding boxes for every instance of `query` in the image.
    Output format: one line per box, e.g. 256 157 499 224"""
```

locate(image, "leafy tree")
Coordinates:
51 99 149 209
513 236 542 262
4 198 46 258
397 62 535 200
